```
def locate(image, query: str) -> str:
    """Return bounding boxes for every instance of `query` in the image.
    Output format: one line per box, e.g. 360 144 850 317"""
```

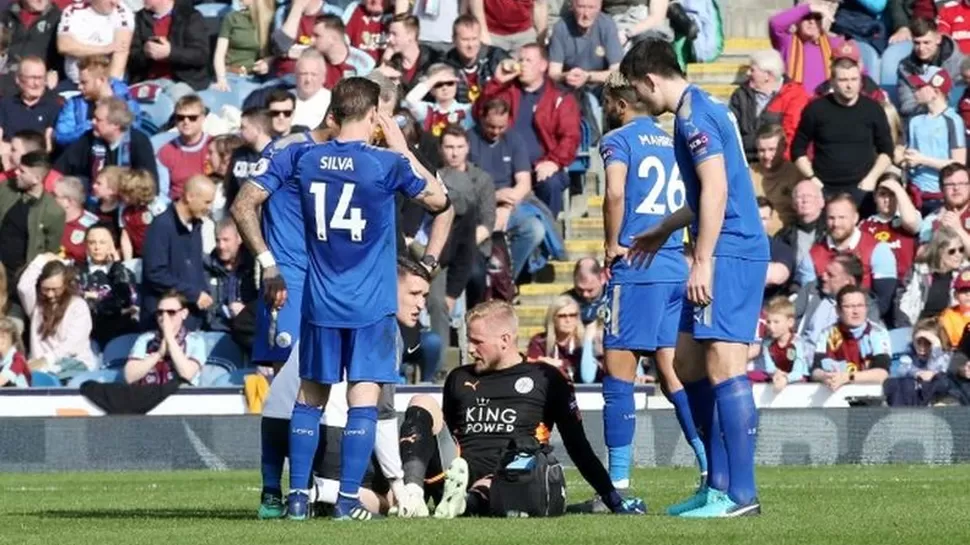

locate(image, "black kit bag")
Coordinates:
489 436 567 518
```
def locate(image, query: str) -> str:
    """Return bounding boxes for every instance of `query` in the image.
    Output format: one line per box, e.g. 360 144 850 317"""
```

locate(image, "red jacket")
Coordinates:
809 230 879 289
762 81 809 160
475 77 581 169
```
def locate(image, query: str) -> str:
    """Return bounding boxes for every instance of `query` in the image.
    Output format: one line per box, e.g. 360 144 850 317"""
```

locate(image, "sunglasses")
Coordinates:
434 81 457 89
155 308 183 317
270 110 294 118
948 247 965 256
556 312 579 319
175 114 200 122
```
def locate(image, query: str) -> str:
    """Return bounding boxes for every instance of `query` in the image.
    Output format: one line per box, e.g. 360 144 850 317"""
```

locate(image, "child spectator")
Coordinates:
118 168 168 260
894 318 951 380
0 316 29 387
89 165 124 244
752 296 809 391
403 63 473 138
940 269 970 345
53 176 100 264
77 224 139 347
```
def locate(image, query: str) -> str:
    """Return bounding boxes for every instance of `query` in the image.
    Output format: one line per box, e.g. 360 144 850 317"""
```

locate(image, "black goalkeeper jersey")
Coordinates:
442 359 615 499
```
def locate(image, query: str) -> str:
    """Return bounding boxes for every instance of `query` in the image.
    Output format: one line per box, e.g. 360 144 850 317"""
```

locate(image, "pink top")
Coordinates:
769 4 844 93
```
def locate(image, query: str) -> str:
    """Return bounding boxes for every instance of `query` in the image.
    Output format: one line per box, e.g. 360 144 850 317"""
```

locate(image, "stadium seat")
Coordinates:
102 333 145 369
31 371 61 387
201 332 247 370
195 2 233 19
198 364 231 387
889 327 913 356
123 259 143 284
67 370 122 388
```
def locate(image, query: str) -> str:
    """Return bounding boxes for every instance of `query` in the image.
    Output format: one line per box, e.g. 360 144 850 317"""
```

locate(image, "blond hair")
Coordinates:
764 295 795 319
97 166 129 193
466 300 519 335
119 169 157 207
543 296 584 357
882 100 903 147
0 317 24 356
250 0 275 55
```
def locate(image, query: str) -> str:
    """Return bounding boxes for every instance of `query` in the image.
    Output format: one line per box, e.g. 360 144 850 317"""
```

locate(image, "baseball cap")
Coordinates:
833 41 861 64
906 66 953 96
954 269 970 291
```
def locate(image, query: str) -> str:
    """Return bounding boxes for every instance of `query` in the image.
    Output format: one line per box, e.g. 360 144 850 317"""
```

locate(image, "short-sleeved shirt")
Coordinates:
219 9 262 70
253 139 427 327
129 330 206 386
514 85 545 163
907 107 966 193
548 13 624 73
345 5 390 62
674 85 769 260
61 210 99 264
468 129 531 190
57 1 134 83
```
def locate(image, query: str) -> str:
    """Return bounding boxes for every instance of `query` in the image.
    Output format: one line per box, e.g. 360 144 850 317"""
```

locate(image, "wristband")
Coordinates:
256 251 277 270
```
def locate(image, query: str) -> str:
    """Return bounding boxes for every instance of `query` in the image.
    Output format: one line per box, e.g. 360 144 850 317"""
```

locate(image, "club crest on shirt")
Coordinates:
515 376 534 394
69 229 85 245
595 45 605 57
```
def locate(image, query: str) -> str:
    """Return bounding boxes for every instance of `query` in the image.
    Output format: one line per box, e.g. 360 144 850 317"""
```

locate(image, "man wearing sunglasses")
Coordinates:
123 289 206 386
157 95 211 200
266 89 297 138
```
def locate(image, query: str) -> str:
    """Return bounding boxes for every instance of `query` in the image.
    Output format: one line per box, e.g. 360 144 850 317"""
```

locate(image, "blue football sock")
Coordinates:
684 379 728 492
260 417 287 495
714 375 759 505
669 388 707 476
602 375 636 488
288 403 323 492
336 406 379 510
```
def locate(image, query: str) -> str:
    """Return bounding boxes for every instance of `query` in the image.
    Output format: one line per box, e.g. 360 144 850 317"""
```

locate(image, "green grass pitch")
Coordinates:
1 466 968 545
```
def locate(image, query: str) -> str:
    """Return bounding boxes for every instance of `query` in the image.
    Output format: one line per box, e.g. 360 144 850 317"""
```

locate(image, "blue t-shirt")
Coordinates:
674 85 769 261
600 116 688 284
907 108 966 193
257 139 427 327
514 85 545 163
249 132 316 275
468 129 531 190
548 12 624 72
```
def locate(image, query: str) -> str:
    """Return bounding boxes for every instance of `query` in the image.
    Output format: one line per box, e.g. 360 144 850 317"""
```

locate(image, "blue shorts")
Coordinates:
603 282 684 352
299 314 399 385
252 271 303 364
679 256 767 343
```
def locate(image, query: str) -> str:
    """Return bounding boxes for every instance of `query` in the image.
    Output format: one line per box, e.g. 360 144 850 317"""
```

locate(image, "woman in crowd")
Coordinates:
0 317 30 388
77 225 139 349
119 169 169 260
16 255 97 379
207 134 246 221
526 295 602 383
205 0 276 112
898 226 968 325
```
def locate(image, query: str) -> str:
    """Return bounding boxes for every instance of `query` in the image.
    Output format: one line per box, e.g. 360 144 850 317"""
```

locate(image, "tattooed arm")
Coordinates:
230 181 287 309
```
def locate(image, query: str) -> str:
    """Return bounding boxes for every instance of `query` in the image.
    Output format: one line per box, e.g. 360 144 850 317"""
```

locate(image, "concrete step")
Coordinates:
550 260 575 283
516 282 572 308
568 217 605 240
686 61 746 85
565 239 604 261
516 325 544 349
720 37 771 62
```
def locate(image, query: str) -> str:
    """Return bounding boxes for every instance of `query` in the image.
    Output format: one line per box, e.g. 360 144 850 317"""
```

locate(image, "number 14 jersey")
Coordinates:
600 116 688 284
253 140 427 328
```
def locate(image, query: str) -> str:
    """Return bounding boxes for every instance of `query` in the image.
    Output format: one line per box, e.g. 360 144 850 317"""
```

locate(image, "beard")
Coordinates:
604 107 625 132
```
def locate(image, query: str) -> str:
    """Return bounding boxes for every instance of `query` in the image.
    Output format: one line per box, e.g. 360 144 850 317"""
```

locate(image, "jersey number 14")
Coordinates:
635 156 686 215
309 182 367 242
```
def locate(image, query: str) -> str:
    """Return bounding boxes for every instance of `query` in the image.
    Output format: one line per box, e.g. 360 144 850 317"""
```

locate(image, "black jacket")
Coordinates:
1 3 61 72
445 45 509 104
128 3 211 90
202 250 257 333
775 216 826 265
54 129 158 188
76 261 139 346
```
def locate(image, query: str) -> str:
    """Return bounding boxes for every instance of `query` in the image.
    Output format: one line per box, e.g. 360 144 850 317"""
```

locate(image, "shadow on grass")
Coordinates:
32 508 255 521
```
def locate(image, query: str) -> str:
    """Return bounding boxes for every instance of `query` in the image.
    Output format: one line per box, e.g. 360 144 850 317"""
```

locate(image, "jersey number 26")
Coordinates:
310 182 367 242
635 156 686 215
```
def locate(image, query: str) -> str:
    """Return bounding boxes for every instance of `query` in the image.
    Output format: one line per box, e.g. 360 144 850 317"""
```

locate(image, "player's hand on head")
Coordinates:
261 267 289 310
686 259 713 307
377 112 409 153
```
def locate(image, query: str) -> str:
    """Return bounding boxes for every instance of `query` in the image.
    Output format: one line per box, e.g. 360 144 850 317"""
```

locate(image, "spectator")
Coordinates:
776 178 826 267
0 269 21 334
939 269 970 345
859 172 920 282
750 124 801 229
811 285 891 390
290 50 331 131
17 255 97 378
55 97 158 186
897 18 965 120
477 43 580 217
272 0 326 76
312 14 376 90
813 40 886 102
76 223 139 347
904 67 967 211
56 0 133 85
730 49 808 164
225 108 273 206
128 0 211 101
881 0 936 85
0 0 60 95
792 58 893 204
469 0 548 53
0 316 30 387
468 97 544 280
526 295 590 382
52 176 99 264
404 64 473 137
123 289 204 386
119 168 167 260
207 134 245 221
829 1 888 60
798 193 898 318
157 95 211 201
0 130 60 192
882 97 907 165
758 197 796 301
898 225 968 325
88 165 124 243
444 14 509 105
547 0 623 94
893 318 951 379
394 0 459 53
0 150 64 308
606 0 680 45
344 0 392 62
796 253 880 351
0 57 60 139
54 55 141 147
565 256 607 325
202 218 256 333
264 89 296 138
958 56 970 138
936 0 970 54
919 163 970 245
140 174 214 331
752 296 809 391
769 1 844 92
208 0 274 107
381 13 442 91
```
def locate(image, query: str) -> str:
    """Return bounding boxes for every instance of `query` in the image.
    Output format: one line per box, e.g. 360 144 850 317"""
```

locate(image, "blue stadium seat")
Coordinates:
195 2 233 19
567 118 593 174
201 332 247 370
31 371 61 387
102 333 145 369
889 327 913 356
198 364 231 387
67 370 122 388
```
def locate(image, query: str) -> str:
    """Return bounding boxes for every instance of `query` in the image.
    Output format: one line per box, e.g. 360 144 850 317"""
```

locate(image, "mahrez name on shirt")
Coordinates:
639 134 673 148
319 156 356 171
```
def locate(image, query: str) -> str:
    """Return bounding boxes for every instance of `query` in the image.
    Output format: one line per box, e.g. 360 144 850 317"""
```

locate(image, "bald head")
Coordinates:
573 257 604 302
181 175 215 220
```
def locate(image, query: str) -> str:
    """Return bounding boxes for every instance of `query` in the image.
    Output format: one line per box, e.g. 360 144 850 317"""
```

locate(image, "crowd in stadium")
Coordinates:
0 0 966 406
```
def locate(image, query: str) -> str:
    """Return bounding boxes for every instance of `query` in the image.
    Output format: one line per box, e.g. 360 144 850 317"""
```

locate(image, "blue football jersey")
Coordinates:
673 85 769 261
292 141 426 327
600 116 688 284
248 132 316 272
